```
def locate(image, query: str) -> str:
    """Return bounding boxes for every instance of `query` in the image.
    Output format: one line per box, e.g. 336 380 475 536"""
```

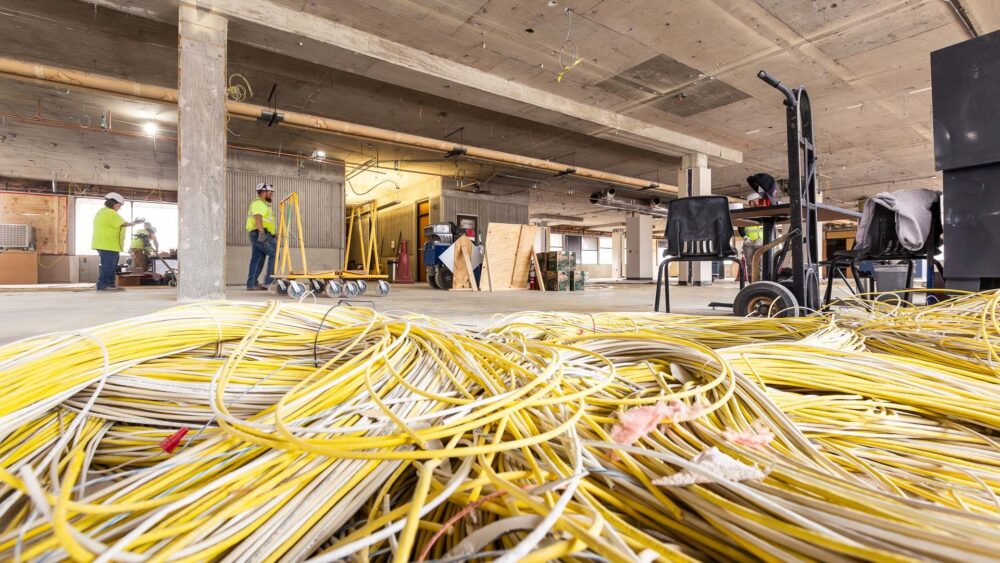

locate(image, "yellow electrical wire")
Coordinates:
1 294 1000 561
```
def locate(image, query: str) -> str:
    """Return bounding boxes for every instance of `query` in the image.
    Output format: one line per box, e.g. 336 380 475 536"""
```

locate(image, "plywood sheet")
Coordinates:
479 223 537 290
0 193 67 254
0 251 38 284
450 235 475 290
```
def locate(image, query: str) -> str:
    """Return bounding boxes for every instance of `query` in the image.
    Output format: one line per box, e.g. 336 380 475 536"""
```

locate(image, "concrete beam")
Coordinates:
177 4 227 301
89 0 742 165
955 0 1000 35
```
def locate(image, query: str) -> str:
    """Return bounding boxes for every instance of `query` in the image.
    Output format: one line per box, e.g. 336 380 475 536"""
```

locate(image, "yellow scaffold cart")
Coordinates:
272 192 390 299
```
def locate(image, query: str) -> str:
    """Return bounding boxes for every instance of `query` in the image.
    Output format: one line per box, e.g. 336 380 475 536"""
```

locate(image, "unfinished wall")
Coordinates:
440 182 530 240
574 264 612 279
225 151 345 285
0 192 68 254
349 175 442 280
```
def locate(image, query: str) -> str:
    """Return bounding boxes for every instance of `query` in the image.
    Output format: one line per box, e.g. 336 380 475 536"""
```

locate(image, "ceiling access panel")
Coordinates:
649 78 751 118
601 54 703 95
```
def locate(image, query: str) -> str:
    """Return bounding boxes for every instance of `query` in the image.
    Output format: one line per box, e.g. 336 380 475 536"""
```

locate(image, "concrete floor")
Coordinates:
0 281 748 344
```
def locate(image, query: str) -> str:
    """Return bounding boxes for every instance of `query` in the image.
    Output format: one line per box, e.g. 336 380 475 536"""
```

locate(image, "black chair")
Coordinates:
823 195 943 304
654 196 746 312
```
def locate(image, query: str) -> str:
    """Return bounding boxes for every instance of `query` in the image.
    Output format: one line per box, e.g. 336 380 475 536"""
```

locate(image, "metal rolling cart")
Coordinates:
731 71 826 317
272 193 390 299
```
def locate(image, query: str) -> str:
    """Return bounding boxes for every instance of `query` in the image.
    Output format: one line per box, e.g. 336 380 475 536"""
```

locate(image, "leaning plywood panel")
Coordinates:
479 223 537 290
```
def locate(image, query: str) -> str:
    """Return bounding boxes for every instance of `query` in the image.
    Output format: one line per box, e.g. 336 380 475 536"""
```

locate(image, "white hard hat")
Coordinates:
255 182 275 192
746 192 761 203
105 192 125 204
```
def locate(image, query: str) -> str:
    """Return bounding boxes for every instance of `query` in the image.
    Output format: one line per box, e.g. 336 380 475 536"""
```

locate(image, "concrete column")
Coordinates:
536 225 550 253
611 229 625 280
177 5 227 301
677 153 713 286
625 214 653 280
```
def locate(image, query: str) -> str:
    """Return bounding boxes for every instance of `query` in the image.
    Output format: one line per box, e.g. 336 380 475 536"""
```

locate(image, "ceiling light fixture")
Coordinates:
142 121 158 136
312 149 326 160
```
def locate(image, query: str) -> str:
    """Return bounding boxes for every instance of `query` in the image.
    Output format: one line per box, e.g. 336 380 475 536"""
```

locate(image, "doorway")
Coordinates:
416 200 430 282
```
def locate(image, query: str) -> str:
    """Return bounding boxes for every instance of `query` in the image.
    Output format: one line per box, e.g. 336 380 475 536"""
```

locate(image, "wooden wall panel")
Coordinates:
0 192 67 254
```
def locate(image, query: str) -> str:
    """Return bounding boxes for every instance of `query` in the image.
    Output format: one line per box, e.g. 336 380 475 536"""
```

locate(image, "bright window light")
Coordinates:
142 121 158 136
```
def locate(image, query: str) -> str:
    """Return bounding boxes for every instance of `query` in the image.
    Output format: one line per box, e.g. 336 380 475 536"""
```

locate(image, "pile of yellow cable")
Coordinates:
1 293 998 561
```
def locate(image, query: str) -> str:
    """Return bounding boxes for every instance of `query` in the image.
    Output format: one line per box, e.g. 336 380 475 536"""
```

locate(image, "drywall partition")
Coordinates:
225 151 345 285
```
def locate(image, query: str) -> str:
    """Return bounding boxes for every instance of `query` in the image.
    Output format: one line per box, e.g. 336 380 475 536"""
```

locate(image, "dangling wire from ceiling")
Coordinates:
347 177 400 197
555 8 583 83
225 73 255 137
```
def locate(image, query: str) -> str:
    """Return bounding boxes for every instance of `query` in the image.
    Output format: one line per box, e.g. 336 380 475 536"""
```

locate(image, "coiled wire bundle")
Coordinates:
0 293 998 561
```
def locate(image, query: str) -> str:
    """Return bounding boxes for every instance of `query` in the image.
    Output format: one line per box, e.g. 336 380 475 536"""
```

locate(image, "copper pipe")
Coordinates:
0 111 177 141
0 109 477 181
0 56 675 193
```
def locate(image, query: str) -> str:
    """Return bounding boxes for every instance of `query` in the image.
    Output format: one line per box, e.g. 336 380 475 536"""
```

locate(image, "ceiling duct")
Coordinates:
531 213 585 223
589 189 669 217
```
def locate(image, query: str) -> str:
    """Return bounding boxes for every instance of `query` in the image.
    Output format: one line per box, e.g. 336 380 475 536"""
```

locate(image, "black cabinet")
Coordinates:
932 29 1000 290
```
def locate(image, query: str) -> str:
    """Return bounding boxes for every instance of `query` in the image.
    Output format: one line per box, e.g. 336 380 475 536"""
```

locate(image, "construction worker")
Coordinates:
246 182 277 290
129 222 157 273
741 193 765 280
92 192 143 291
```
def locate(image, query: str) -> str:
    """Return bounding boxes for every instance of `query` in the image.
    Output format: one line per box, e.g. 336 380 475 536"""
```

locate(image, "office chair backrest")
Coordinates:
856 195 942 257
665 196 736 257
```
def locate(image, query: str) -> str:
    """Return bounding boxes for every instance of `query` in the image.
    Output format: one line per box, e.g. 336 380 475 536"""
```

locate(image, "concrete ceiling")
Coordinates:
0 0 995 225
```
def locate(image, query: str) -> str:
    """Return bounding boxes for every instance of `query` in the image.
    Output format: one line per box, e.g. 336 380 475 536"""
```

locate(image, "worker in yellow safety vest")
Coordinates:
246 183 277 290
741 193 764 278
92 192 144 291
129 222 158 273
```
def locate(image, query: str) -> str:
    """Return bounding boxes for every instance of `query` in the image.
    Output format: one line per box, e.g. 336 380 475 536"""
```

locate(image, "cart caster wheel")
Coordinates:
434 267 453 290
376 280 391 296
325 280 342 298
733 281 799 317
310 279 325 293
356 279 368 294
273 279 289 295
287 280 306 299
343 280 360 298
167 279 177 288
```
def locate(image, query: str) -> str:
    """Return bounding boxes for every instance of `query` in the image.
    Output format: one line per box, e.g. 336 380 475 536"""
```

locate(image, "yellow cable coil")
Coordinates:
0 292 998 561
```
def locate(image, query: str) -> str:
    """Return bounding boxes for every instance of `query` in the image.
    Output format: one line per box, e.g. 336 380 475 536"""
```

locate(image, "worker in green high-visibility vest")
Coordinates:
92 192 144 292
741 194 764 280
246 183 277 290
743 224 763 269
129 222 157 273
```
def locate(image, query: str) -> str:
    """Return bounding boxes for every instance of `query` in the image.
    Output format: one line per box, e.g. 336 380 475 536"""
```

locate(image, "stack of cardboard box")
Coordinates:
537 251 586 291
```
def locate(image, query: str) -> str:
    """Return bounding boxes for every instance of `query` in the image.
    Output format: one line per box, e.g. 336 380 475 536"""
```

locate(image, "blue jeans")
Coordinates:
97 249 119 290
247 231 276 289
